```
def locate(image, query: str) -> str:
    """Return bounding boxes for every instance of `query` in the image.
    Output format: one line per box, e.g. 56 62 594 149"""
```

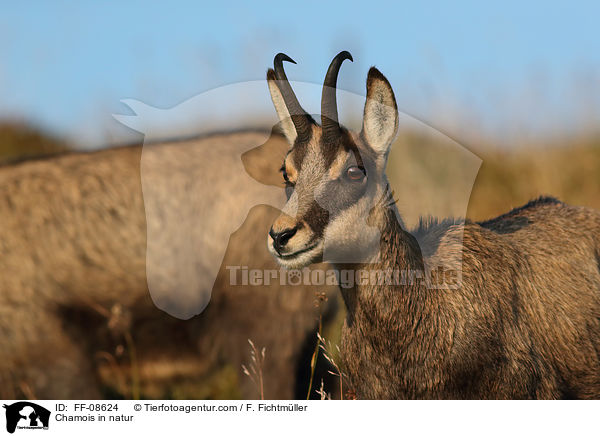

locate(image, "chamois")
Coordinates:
266 51 600 399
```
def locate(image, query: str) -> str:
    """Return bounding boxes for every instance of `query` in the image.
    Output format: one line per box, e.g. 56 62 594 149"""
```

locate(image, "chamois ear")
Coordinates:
267 68 298 145
361 67 398 156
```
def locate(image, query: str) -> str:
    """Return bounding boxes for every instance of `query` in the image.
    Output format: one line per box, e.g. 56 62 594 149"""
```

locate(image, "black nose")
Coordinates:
269 226 297 253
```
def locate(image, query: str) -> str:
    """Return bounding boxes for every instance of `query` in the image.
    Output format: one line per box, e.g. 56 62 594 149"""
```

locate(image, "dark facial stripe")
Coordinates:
301 200 330 238
292 134 310 171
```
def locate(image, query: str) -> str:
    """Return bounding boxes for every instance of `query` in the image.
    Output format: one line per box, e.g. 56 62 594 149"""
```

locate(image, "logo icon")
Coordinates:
3 402 50 434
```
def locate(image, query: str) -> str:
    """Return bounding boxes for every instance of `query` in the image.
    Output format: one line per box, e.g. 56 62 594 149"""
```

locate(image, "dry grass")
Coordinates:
305 291 329 399
467 137 600 220
387 130 600 227
241 339 266 400
317 333 349 400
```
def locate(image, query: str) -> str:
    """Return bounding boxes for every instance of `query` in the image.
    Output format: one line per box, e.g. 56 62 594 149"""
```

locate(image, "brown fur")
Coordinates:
340 197 600 399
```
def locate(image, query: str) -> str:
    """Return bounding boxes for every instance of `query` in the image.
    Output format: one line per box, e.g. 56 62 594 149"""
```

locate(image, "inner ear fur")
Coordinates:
361 67 398 156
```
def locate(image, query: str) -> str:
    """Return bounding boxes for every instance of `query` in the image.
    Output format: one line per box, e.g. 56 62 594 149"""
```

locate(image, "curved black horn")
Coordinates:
273 53 313 141
321 51 353 142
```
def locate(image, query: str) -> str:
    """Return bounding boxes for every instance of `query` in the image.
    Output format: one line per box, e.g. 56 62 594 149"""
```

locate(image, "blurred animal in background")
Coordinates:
0 123 338 400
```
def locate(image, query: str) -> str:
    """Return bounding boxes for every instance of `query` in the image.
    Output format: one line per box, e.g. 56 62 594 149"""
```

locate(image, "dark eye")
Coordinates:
345 166 366 182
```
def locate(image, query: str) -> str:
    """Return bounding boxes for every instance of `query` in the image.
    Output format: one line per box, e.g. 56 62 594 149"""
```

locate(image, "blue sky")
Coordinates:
1 1 599 146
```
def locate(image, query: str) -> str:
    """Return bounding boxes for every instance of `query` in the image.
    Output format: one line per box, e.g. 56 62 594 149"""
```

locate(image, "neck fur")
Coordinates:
334 197 426 324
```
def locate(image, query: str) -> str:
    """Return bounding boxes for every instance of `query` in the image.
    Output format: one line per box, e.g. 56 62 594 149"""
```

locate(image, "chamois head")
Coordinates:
267 51 399 268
